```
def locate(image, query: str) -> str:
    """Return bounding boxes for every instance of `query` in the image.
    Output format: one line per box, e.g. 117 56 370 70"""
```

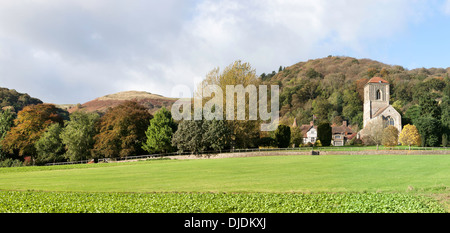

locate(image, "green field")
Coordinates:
0 154 449 213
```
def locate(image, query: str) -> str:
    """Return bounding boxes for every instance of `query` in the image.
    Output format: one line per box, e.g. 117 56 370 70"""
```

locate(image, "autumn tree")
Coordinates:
399 124 421 149
142 107 177 154
382 125 399 148
0 104 63 163
92 101 152 159
61 111 100 162
197 60 261 148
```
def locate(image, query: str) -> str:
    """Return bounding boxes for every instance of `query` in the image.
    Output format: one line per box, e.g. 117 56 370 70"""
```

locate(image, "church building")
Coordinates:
362 77 402 133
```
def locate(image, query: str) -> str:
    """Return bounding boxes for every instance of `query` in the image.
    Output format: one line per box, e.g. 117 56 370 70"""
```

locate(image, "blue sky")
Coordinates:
0 0 450 104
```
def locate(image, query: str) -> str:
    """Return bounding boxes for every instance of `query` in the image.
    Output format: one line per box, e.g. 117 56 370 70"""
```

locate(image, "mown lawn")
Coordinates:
0 154 449 213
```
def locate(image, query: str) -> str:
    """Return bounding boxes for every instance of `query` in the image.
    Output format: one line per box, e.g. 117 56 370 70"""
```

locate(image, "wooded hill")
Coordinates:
0 87 43 113
260 56 450 132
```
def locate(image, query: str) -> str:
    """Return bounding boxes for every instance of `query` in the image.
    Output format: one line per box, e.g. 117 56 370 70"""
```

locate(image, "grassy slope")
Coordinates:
0 154 448 194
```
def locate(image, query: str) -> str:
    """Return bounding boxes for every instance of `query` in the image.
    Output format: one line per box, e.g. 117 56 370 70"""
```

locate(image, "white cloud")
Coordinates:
0 0 435 104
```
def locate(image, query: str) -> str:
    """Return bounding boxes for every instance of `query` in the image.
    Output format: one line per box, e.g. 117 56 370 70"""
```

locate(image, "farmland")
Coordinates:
0 154 449 213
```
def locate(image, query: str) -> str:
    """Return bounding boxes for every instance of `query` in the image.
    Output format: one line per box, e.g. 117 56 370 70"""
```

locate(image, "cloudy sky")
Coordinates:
1 0 450 104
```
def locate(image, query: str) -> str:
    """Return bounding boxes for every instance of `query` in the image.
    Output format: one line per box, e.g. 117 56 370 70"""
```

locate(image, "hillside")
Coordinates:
67 90 178 115
261 56 450 131
0 87 43 113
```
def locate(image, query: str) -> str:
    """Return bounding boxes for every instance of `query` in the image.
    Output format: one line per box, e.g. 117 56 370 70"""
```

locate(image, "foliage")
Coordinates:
0 87 42 113
415 116 441 147
0 109 15 160
142 107 177 154
92 101 152 158
274 124 291 148
172 119 231 154
264 56 449 135
317 122 332 146
382 125 399 147
258 137 277 147
399 124 421 148
290 127 303 147
0 104 63 162
0 191 444 213
198 60 261 149
441 95 450 147
202 119 232 152
35 123 65 165
61 111 100 162
361 118 384 147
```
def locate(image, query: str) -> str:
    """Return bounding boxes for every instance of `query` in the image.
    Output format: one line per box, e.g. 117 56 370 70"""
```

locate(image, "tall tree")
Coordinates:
35 123 65 165
172 120 205 154
197 60 261 149
1 104 63 163
0 109 15 160
61 111 99 162
92 101 152 159
274 124 291 148
202 119 232 152
415 116 441 147
317 122 332 146
290 127 303 147
142 107 177 154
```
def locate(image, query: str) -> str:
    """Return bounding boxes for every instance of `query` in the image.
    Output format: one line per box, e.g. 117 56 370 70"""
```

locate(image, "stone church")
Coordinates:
362 77 402 134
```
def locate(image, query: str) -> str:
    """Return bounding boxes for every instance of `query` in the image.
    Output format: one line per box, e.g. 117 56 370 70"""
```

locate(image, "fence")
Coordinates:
45 146 450 166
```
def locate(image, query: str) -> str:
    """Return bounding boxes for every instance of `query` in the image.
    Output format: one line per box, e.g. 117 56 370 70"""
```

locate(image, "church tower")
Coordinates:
363 77 390 128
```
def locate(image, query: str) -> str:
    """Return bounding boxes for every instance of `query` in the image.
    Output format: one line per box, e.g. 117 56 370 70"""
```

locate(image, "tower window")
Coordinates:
376 90 382 100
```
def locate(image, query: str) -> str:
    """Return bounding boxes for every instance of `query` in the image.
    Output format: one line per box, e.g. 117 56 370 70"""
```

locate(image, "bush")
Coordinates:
258 137 277 148
0 158 23 167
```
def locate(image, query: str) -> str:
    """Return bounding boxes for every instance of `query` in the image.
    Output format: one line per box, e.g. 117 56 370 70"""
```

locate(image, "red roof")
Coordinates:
367 77 389 84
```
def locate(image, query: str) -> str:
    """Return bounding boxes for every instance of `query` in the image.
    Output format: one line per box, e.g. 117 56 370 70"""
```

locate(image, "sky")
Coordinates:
1 0 450 104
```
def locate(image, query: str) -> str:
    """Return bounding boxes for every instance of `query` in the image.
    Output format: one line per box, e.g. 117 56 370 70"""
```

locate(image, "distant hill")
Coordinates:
67 91 178 115
0 87 43 113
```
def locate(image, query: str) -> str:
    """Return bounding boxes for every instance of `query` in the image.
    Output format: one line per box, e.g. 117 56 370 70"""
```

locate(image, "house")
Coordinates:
293 118 318 144
331 121 355 146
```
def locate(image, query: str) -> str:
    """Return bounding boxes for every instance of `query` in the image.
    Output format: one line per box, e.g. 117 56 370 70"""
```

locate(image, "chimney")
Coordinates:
343 121 347 127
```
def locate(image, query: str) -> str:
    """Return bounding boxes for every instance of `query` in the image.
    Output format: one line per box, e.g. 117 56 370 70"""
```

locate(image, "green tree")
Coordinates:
61 111 99 162
202 119 231 152
35 123 65 165
290 127 303 147
142 107 177 154
415 116 441 147
0 109 15 160
441 95 450 147
92 101 152 159
274 124 291 148
172 120 205 154
317 122 332 146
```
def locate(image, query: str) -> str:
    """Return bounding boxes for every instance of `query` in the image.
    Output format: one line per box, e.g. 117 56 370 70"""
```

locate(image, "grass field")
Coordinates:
0 154 449 213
